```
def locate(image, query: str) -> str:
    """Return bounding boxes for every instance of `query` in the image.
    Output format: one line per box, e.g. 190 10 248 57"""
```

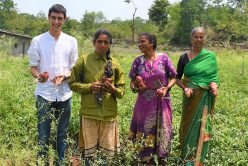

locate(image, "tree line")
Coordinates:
0 0 248 46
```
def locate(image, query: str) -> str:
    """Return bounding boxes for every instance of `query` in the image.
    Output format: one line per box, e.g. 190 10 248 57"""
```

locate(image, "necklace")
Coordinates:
144 53 156 74
145 62 153 74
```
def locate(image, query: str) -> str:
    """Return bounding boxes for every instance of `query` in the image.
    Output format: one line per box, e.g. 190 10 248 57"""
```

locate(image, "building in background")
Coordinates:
0 29 32 56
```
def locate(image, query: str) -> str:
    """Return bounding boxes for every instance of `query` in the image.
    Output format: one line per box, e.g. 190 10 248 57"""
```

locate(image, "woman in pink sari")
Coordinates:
129 32 177 165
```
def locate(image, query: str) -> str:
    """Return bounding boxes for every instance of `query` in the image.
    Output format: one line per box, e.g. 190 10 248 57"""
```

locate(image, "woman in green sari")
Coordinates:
176 27 220 166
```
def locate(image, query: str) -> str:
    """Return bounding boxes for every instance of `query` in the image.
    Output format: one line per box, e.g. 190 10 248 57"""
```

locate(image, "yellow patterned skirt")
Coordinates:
79 116 120 157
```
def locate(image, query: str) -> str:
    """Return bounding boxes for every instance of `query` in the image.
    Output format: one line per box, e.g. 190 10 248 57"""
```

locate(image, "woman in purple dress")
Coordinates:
129 32 177 165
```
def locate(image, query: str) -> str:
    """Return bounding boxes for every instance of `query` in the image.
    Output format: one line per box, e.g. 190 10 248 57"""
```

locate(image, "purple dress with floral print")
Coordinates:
129 53 177 160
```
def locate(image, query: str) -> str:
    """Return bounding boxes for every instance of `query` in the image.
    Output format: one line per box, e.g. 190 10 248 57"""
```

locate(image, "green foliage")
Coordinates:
80 11 107 37
148 0 170 29
164 2 181 44
102 20 132 40
226 1 248 41
0 0 247 44
206 0 248 43
63 18 80 35
0 52 37 163
205 1 248 43
1 11 49 36
0 53 79 165
178 0 207 45
228 0 246 8
206 6 233 41
0 0 14 30
0 35 16 54
0 0 14 12
1 47 248 165
132 17 159 39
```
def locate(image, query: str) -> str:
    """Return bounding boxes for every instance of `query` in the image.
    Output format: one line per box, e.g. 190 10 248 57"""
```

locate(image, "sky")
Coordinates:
13 0 179 21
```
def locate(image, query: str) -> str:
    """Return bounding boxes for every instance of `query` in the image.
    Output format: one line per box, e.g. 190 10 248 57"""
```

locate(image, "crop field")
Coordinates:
0 47 247 165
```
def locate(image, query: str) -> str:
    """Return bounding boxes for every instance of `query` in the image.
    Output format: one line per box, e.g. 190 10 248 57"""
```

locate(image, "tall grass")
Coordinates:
0 47 247 165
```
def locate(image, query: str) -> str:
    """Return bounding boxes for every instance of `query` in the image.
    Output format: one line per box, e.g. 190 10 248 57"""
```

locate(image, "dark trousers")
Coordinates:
36 95 71 166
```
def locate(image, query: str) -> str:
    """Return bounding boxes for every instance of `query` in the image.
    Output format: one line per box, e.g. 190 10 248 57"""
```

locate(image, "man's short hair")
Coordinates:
48 4 66 18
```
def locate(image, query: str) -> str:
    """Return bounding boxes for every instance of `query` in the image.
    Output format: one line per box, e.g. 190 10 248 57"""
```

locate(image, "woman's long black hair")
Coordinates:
93 29 113 78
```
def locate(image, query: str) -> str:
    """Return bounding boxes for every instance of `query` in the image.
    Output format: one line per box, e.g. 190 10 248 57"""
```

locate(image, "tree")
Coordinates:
63 18 80 35
133 17 159 39
165 2 181 44
148 0 170 29
106 19 132 40
124 0 137 42
206 0 248 43
178 0 207 45
229 0 248 41
0 0 14 12
228 0 246 9
80 11 107 37
36 11 46 19
0 0 15 29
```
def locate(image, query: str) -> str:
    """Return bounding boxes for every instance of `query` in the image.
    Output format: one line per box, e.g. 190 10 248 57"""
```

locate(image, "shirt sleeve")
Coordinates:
69 37 78 69
27 38 40 67
176 53 188 79
113 61 125 99
68 56 92 94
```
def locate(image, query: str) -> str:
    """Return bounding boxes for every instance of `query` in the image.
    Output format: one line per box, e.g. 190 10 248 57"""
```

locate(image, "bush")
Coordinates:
0 35 17 55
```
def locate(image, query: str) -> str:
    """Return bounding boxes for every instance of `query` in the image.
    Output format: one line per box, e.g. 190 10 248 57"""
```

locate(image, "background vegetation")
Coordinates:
1 0 248 47
0 0 248 165
0 36 248 165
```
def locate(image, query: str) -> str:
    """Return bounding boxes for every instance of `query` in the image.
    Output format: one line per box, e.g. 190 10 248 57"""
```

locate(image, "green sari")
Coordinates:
179 49 220 165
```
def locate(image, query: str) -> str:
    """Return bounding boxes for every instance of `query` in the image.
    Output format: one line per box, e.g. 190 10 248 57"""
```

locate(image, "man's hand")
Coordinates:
51 75 66 85
38 72 49 83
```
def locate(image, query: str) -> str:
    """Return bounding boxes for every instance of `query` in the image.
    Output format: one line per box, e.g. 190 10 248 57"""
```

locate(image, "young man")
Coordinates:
28 4 78 165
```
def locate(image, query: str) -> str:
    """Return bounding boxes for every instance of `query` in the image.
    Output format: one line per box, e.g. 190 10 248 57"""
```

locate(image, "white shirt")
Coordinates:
28 31 78 101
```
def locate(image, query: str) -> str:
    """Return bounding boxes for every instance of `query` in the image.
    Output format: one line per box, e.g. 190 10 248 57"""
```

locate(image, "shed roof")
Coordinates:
0 29 32 39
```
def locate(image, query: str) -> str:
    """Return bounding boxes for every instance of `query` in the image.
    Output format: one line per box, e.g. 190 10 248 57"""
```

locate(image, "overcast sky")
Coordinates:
13 0 179 21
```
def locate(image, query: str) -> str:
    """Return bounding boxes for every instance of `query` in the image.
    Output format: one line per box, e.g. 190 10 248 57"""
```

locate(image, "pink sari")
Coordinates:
129 53 177 161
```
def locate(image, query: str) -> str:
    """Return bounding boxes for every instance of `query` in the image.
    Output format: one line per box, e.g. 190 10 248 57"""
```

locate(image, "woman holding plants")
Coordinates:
68 29 125 165
129 32 177 165
176 27 220 166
